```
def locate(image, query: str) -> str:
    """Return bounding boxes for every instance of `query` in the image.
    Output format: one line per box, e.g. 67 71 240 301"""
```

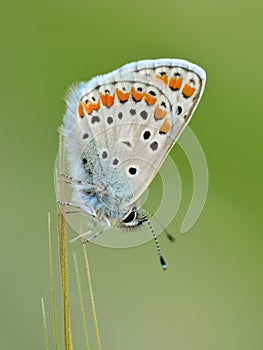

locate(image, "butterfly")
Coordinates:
57 58 206 269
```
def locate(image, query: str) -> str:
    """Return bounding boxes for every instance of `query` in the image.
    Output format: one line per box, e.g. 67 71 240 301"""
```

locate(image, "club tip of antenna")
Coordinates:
160 256 167 270
166 233 175 242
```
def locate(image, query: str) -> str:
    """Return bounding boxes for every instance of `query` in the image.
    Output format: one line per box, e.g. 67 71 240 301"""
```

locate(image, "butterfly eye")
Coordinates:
122 209 137 223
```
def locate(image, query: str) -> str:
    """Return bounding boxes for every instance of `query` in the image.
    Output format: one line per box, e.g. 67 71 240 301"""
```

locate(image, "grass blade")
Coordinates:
41 297 49 350
58 135 73 350
82 245 102 350
73 252 91 350
48 213 59 350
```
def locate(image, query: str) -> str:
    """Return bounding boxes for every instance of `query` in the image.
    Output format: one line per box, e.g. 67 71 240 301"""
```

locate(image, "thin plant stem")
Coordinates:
48 213 59 350
58 135 73 350
82 244 102 350
41 297 49 350
73 252 91 350
58 134 102 349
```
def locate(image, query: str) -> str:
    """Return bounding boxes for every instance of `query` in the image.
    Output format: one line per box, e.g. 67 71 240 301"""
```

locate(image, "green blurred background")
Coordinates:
1 0 262 349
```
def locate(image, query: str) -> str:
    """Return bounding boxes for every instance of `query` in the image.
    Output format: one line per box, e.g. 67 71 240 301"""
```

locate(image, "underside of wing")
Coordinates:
62 59 206 207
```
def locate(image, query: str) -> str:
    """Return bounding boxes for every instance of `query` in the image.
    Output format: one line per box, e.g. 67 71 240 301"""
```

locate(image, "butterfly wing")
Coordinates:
62 59 206 213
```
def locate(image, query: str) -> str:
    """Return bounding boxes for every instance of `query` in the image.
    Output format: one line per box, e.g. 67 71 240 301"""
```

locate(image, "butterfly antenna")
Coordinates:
144 217 167 270
142 208 175 242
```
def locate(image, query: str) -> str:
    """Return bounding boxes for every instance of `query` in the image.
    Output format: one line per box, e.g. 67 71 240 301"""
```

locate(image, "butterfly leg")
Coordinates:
57 200 82 210
59 172 106 193
59 172 84 185
68 231 92 243
83 226 109 244
65 210 82 214
57 200 97 217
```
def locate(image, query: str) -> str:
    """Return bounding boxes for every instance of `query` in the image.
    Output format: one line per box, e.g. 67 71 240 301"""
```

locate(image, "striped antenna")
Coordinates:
144 218 167 270
142 208 175 242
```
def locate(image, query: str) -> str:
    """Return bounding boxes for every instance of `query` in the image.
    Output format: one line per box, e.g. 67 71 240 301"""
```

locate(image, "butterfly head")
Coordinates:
120 207 147 229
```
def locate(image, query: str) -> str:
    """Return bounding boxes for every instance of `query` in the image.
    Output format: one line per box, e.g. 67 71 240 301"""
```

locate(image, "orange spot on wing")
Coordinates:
145 93 157 106
182 84 196 98
116 88 130 102
156 75 168 85
100 93 115 107
84 101 93 114
78 103 84 118
159 119 171 134
131 87 144 102
90 101 100 111
154 105 167 120
169 77 182 91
